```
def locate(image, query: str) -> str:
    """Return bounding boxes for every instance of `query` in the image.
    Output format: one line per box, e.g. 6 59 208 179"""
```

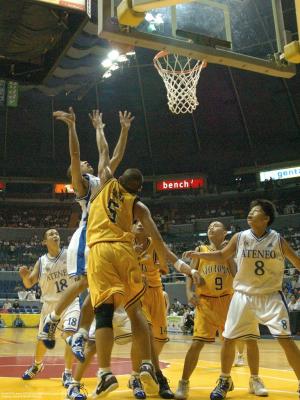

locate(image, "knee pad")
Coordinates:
95 304 114 330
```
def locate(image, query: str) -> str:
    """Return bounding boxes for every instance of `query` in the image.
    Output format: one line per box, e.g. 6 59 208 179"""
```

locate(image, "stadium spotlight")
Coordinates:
108 49 120 61
101 58 113 68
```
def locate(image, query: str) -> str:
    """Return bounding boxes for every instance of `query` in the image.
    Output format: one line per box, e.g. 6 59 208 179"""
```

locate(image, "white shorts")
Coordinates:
223 291 291 339
88 308 132 345
38 298 80 339
67 225 89 277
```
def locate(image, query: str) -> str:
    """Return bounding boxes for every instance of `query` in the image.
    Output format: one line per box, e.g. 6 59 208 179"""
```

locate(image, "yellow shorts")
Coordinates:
87 242 145 310
142 286 168 342
193 294 232 342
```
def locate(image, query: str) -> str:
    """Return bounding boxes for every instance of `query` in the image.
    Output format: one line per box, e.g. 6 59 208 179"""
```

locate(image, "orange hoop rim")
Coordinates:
153 50 207 75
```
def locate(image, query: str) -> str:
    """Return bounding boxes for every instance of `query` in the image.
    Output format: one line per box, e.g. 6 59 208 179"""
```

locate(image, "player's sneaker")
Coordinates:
89 373 119 399
66 333 87 363
139 363 159 396
62 371 73 388
128 376 146 399
174 380 189 400
67 382 87 400
234 353 246 367
22 362 44 380
41 313 60 349
210 376 234 400
249 376 268 396
157 373 174 399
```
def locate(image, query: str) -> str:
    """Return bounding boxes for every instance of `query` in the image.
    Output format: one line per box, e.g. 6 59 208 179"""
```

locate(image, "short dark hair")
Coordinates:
119 168 143 194
250 199 276 226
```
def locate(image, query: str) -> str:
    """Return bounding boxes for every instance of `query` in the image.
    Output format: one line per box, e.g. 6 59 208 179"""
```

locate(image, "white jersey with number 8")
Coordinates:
234 229 285 295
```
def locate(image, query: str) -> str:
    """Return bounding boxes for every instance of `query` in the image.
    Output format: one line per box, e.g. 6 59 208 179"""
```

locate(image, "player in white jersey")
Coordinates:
184 199 300 400
41 108 134 355
19 229 80 388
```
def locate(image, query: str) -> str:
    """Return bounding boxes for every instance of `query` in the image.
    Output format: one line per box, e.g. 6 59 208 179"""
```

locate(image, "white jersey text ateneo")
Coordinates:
76 173 100 227
38 248 76 303
234 229 285 295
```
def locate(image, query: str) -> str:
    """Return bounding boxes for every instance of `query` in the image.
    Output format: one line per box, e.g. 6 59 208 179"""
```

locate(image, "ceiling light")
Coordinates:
110 64 119 71
103 71 112 78
101 58 112 68
117 54 128 63
108 49 120 61
126 50 136 56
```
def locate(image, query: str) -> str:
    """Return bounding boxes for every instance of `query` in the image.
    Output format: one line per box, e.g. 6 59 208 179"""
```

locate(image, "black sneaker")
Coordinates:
210 376 234 400
91 373 119 399
157 373 174 399
22 363 44 380
41 314 60 349
140 363 159 396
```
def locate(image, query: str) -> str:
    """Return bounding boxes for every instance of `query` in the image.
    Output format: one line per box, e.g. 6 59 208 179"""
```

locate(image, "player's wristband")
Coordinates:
191 269 198 276
174 259 185 272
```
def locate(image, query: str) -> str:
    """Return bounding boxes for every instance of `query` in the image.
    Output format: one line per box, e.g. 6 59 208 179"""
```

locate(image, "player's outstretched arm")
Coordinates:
281 237 300 270
110 111 135 174
19 261 40 289
134 201 201 284
89 110 112 184
183 233 239 262
53 107 87 197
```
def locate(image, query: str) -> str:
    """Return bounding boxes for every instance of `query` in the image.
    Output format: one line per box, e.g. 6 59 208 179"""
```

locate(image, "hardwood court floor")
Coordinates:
0 328 299 399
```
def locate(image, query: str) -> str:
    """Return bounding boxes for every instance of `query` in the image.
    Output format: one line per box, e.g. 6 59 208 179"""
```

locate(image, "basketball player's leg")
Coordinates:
66 294 94 363
42 276 88 349
67 323 97 400
22 340 47 380
210 292 259 400
246 339 259 375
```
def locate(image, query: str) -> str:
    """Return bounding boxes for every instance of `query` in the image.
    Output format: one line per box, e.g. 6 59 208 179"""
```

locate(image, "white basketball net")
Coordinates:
154 51 207 114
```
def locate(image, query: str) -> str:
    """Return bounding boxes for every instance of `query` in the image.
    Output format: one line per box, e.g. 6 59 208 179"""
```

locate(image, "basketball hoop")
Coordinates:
153 51 207 114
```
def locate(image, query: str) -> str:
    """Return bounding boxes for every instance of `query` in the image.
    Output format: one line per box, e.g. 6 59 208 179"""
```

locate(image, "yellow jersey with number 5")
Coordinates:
195 245 233 297
87 178 137 247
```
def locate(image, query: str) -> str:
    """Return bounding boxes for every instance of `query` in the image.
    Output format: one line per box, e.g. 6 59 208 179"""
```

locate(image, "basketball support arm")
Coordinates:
117 0 194 27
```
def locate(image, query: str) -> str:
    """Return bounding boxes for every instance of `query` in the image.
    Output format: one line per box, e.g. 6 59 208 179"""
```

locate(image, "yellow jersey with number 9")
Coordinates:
87 178 137 247
195 245 233 297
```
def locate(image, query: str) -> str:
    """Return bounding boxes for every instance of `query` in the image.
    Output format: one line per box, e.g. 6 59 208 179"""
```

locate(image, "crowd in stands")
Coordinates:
0 207 71 228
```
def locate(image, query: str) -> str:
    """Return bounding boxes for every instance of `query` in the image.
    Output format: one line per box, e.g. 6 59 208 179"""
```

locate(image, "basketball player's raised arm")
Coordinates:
19 261 40 289
183 233 238 262
134 201 201 284
110 111 135 174
53 107 87 196
89 110 112 184
281 237 300 270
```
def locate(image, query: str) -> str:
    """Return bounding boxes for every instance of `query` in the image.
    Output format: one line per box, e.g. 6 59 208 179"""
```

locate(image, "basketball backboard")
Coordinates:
97 0 297 78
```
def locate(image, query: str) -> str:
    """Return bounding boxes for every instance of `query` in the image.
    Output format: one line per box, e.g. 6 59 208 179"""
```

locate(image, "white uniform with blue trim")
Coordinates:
223 229 291 339
37 248 80 339
67 173 100 277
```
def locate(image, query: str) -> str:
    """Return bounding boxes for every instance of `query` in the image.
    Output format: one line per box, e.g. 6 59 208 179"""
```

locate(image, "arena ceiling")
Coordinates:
0 0 299 184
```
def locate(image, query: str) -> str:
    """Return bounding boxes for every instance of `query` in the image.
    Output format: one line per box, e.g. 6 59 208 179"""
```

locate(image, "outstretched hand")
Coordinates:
119 111 134 130
89 109 105 130
53 107 76 127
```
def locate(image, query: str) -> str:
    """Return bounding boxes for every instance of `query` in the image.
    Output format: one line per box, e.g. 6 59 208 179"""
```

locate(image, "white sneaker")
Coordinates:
234 354 246 367
175 379 189 400
249 376 268 396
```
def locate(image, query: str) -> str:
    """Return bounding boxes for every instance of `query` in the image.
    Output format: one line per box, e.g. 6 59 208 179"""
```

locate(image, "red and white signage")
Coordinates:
36 0 85 11
54 183 74 194
156 178 205 191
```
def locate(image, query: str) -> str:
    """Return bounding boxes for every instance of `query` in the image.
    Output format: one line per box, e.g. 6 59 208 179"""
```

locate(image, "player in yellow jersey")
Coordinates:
175 221 236 399
86 110 200 399
129 220 173 399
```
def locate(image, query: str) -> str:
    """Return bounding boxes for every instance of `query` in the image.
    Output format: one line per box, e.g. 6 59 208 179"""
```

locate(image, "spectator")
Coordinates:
13 315 25 328
3 299 12 311
0 315 5 328
288 295 300 311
